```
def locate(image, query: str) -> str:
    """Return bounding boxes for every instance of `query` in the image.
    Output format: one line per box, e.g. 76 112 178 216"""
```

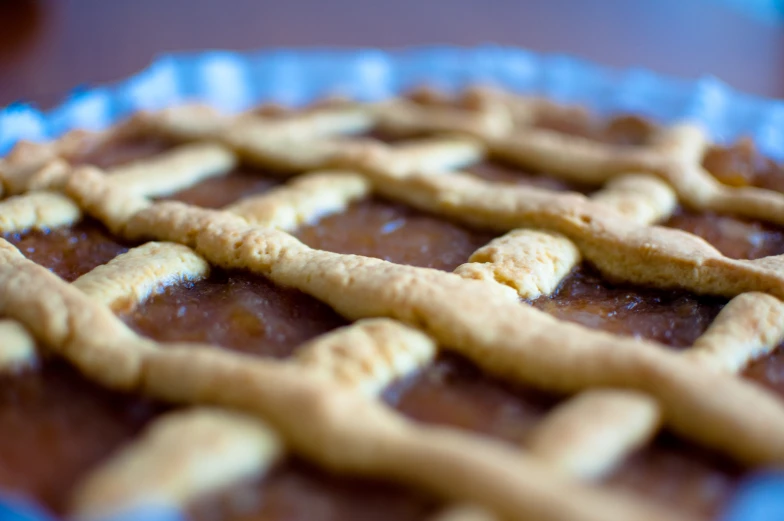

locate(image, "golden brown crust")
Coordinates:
0 319 37 371
226 171 370 228
73 242 210 312
526 390 660 479
139 346 686 521
71 408 283 520
104 198 784 467
0 222 684 521
687 292 784 373
454 229 580 299
6 88 784 520
0 239 153 389
0 191 82 233
589 174 677 224
107 142 237 197
295 318 437 396
65 166 153 235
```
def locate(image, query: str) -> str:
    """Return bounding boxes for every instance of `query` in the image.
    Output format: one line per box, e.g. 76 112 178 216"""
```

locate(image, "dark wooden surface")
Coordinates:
1 0 783 107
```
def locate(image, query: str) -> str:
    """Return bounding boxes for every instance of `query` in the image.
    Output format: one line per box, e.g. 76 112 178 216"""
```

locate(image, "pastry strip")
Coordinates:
74 319 437 518
71 408 284 520
0 191 81 233
107 142 237 198
141 345 688 521
295 318 437 397
0 318 37 371
588 173 677 225
73 242 210 312
226 171 371 229
105 199 784 466
454 229 581 299
526 390 660 479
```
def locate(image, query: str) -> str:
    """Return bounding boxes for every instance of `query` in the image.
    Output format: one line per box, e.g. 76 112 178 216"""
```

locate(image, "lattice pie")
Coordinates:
2 87 784 521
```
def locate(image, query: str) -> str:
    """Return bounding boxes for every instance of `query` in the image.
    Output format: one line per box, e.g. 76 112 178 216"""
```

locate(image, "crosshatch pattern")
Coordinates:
3 87 784 521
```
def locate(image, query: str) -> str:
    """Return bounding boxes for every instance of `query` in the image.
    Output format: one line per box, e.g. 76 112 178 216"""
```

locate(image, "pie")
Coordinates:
1 85 784 521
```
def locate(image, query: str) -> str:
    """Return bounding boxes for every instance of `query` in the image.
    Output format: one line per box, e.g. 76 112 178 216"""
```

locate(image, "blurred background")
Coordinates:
1 0 784 107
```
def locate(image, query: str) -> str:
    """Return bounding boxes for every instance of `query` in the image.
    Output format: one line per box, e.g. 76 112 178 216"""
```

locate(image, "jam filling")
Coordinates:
161 166 281 209
531 263 727 349
665 208 784 260
188 458 439 521
294 197 497 271
605 433 743 520
467 160 595 193
384 353 559 445
3 219 131 282
123 269 348 359
0 358 164 515
529 265 743 519
534 113 656 147
69 134 175 170
703 139 784 193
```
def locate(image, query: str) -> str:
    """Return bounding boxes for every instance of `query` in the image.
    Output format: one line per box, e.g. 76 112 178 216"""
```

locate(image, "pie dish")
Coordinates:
3 50 784 521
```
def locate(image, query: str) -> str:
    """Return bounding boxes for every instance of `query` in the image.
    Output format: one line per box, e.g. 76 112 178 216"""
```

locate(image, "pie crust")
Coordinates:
2 86 784 521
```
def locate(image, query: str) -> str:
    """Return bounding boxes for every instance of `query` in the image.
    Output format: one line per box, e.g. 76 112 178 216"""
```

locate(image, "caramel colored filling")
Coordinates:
295 197 497 271
703 139 784 193
535 113 656 147
531 264 727 349
665 208 784 260
385 353 559 445
530 266 743 519
123 269 348 358
3 219 130 282
605 433 743 520
163 166 281 209
189 458 438 521
69 134 174 169
467 160 595 193
0 359 163 514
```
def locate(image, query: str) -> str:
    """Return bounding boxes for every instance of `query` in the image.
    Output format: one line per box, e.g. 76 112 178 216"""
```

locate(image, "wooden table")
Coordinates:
1 0 783 107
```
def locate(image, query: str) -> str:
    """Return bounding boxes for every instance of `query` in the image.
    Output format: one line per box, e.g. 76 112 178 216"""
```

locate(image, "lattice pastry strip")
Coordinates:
47 130 784 500
0 191 81 233
0 172 646 521
62 177 784 469
0 111 716 516
453 173 676 299
0 238 688 521
136 94 784 229
72 408 284 520
75 319 435 518
445 122 784 477
4 90 778 520
0 318 36 371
